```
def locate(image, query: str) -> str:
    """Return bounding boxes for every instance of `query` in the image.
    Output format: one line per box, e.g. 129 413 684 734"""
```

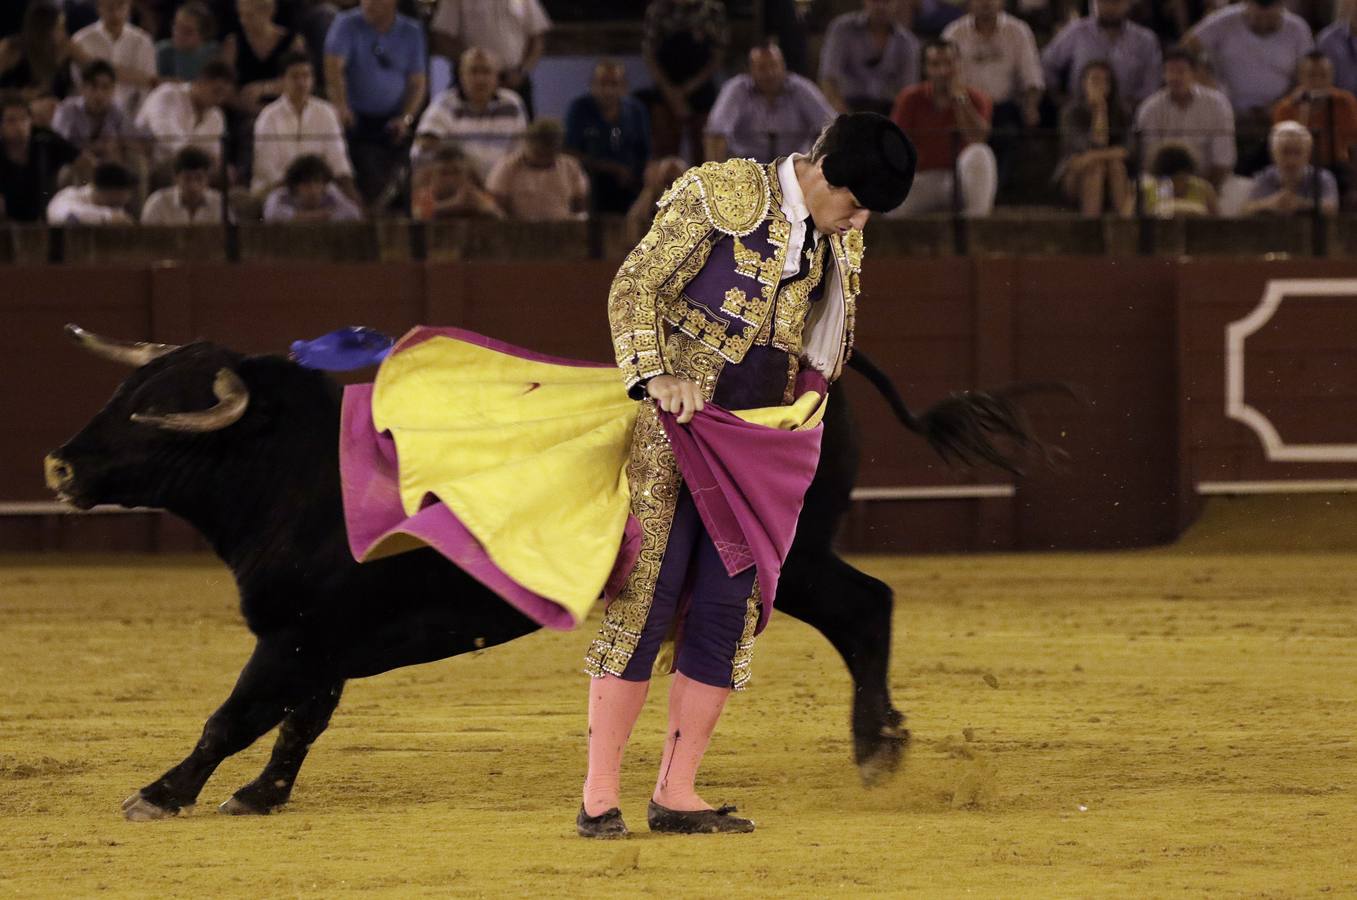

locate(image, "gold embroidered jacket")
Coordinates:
608 157 864 399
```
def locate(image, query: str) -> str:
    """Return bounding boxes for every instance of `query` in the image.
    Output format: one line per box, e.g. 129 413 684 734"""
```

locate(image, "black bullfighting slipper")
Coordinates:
646 800 755 834
576 804 629 839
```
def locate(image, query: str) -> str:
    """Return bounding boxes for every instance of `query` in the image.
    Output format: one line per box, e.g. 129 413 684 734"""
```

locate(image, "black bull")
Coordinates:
46 327 1044 821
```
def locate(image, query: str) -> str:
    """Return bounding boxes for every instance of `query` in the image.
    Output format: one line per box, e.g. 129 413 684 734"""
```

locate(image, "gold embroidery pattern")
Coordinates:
664 331 726 401
721 286 750 319
781 353 800 405
729 580 762 691
584 403 682 678
678 158 771 236
770 239 828 357
663 298 761 364
732 236 782 286
609 177 715 394
834 229 864 369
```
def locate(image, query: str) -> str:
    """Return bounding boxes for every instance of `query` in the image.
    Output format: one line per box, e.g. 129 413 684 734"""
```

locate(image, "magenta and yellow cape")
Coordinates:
339 328 827 633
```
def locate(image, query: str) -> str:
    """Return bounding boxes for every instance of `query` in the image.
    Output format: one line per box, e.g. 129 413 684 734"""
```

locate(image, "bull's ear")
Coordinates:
66 324 180 367
131 368 250 433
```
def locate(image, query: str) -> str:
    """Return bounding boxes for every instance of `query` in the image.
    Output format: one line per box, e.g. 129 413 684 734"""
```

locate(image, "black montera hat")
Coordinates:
817 112 916 213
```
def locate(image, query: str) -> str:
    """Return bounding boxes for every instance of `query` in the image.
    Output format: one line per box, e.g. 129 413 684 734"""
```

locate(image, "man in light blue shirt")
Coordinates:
1041 0 1162 112
324 0 428 204
818 0 920 116
705 43 838 163
1186 0 1313 115
1317 7 1357 96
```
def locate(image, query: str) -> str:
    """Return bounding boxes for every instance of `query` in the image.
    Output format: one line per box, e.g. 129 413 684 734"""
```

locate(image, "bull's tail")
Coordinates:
845 350 1075 476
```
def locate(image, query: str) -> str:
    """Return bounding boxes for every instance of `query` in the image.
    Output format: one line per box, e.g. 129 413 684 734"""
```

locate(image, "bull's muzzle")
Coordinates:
44 453 74 494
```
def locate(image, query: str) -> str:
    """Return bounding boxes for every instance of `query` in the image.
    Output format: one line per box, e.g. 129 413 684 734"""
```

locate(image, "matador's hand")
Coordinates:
646 374 704 425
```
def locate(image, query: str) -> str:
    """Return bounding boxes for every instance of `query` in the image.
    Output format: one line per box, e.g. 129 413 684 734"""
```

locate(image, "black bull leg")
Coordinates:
776 549 910 784
122 633 331 820
773 381 909 783
218 683 345 815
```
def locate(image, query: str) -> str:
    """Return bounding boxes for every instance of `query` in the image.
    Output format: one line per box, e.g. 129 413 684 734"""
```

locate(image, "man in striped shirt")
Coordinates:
413 46 526 181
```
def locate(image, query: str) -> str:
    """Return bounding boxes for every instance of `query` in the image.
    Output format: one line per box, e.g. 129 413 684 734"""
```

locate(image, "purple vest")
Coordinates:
665 216 829 410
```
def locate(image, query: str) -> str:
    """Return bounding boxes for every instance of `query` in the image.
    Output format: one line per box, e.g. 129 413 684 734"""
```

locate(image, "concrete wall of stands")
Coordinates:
5 256 1355 554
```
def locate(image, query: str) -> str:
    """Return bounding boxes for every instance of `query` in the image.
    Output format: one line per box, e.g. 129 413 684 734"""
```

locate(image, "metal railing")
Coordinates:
7 121 1351 262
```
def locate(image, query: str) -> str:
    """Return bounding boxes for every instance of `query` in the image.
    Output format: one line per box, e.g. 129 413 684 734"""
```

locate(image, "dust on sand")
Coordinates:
1 507 1355 896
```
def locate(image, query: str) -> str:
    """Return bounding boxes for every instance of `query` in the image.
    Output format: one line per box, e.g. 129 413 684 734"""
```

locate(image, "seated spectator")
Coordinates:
1137 142 1219 216
412 144 503 220
252 51 353 197
224 0 306 115
0 1 78 100
1041 0 1161 111
1185 0 1313 172
53 60 143 170
625 154 686 241
486 118 588 221
1135 46 1237 186
820 0 920 116
72 0 157 114
564 58 650 215
429 0 550 119
1057 60 1132 218
156 2 220 82
0 91 80 221
28 90 60 130
705 42 838 163
413 47 525 181
324 0 427 204
1317 3 1357 96
635 0 727 163
46 158 135 223
1272 51 1357 173
263 152 363 222
890 39 997 216
943 0 1043 188
141 145 222 223
135 60 233 167
1243 120 1338 215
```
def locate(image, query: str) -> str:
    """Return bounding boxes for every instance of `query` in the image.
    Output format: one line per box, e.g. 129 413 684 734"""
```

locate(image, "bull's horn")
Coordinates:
131 368 250 433
65 323 180 367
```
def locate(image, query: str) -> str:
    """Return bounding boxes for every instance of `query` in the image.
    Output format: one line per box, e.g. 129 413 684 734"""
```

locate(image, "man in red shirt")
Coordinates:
889 39 997 215
1272 51 1357 204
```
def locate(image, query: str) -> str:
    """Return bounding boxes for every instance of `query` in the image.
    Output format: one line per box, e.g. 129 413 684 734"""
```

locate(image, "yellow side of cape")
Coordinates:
369 334 824 626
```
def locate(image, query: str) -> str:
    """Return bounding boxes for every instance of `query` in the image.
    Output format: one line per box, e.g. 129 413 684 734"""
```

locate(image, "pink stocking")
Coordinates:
653 673 731 811
583 675 649 816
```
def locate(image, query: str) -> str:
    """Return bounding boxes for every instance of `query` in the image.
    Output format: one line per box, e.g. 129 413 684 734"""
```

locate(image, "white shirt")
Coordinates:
140 185 224 225
431 0 551 68
71 21 157 114
942 12 1044 104
46 185 132 225
414 87 527 179
135 83 225 163
775 153 822 279
252 95 353 194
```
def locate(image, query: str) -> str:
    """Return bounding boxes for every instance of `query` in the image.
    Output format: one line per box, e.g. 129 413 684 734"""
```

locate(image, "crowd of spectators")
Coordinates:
2 0 1356 230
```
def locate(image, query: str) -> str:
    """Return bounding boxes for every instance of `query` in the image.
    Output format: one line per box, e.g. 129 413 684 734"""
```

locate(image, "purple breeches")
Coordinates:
619 487 756 688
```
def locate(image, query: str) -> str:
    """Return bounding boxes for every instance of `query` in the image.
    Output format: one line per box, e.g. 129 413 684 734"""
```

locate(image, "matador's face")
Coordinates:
802 159 870 236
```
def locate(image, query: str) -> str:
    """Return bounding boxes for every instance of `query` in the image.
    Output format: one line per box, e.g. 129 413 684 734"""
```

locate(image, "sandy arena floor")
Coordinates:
2 503 1355 897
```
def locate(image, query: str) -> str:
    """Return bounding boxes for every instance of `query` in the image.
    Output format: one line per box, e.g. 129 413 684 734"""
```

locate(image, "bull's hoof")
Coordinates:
855 717 912 787
218 795 271 816
122 791 188 821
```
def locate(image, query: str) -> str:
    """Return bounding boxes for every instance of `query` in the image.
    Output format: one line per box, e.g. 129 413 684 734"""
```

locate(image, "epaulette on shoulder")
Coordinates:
656 158 771 237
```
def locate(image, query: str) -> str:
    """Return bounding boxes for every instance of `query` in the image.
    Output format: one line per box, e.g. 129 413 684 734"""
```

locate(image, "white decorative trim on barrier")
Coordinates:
0 502 153 515
850 485 1015 500
1226 279 1357 462
1197 479 1357 495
